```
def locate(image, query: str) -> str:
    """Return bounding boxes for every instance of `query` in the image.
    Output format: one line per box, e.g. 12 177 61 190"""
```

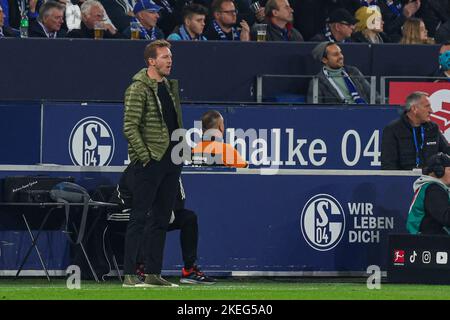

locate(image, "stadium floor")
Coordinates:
0 277 449 300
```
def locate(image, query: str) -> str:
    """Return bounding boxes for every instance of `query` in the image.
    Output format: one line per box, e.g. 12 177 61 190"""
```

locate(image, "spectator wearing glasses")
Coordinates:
204 0 250 41
310 8 357 43
167 3 208 40
251 0 303 41
29 1 67 38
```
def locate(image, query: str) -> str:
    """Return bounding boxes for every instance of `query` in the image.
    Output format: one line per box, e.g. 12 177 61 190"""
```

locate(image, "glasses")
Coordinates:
220 9 238 15
339 22 354 28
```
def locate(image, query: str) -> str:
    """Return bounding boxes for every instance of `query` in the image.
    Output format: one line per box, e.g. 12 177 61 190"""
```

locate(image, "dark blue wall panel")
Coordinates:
0 39 439 103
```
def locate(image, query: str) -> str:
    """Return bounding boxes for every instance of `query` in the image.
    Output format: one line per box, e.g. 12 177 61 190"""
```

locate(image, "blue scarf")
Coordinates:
178 24 207 41
323 67 367 104
343 74 366 104
323 24 347 43
212 20 239 40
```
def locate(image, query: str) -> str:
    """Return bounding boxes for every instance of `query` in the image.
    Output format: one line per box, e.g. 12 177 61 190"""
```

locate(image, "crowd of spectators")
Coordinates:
0 0 449 43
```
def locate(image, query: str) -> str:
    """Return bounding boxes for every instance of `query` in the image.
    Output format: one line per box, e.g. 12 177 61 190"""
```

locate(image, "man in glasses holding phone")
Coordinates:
204 0 250 41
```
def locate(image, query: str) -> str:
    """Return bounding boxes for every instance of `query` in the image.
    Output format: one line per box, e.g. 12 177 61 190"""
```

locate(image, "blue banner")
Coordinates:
0 169 416 273
174 171 414 272
41 103 400 169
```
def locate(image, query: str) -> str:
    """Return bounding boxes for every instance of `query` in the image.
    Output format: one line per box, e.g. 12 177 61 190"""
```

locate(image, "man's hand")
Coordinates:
255 7 265 22
403 0 421 18
104 22 117 35
239 20 250 41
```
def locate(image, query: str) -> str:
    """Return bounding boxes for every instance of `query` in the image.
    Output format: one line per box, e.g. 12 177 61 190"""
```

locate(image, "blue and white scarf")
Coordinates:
212 20 239 40
134 18 157 40
178 24 207 41
323 24 348 43
323 67 367 104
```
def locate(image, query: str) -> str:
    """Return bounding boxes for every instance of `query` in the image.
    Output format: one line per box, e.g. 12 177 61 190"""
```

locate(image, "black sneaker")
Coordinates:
180 266 216 285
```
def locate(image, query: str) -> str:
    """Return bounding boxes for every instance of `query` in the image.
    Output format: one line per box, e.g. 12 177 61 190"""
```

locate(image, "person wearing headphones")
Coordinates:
407 153 450 235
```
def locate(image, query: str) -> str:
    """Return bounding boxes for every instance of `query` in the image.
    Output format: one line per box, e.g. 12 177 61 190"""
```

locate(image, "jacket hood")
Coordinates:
413 175 450 193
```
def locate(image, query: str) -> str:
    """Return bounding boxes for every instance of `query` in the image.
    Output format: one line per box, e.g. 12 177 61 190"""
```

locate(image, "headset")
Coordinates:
424 152 447 178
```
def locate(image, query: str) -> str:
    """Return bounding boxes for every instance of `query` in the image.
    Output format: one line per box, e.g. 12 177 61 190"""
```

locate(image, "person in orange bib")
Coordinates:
192 110 248 168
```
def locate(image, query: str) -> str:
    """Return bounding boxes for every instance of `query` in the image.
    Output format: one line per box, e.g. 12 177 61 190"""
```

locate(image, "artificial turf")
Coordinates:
0 277 449 300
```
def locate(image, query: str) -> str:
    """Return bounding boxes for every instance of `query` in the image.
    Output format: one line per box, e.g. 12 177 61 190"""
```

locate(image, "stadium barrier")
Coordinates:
0 102 400 170
0 39 441 103
0 165 419 277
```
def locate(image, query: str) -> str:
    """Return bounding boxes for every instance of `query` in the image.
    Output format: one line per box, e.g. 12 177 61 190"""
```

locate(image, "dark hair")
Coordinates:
323 42 338 59
182 3 208 20
211 0 234 13
144 40 171 65
39 0 64 22
201 110 223 131
422 153 450 178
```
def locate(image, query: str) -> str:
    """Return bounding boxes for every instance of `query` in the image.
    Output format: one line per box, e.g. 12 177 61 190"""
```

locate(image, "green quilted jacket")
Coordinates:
123 68 183 163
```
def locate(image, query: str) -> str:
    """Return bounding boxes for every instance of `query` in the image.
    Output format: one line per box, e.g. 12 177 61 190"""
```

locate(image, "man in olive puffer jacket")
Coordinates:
122 39 183 288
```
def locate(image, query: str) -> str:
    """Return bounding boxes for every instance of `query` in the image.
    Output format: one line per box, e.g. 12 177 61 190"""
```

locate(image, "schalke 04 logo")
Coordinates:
69 117 115 166
300 194 346 251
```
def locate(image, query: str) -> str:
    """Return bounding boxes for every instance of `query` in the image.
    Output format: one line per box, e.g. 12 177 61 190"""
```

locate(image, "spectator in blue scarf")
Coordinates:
167 3 208 40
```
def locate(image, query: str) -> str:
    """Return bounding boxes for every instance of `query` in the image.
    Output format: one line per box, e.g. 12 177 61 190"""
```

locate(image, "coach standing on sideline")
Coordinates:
122 40 183 288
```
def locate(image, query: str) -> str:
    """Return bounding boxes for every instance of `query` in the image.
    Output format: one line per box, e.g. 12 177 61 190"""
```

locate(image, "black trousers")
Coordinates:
136 209 198 270
123 149 182 275
168 209 198 269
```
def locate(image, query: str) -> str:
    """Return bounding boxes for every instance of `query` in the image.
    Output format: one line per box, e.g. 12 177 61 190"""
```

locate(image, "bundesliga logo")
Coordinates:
393 249 405 265
69 117 115 166
300 194 345 251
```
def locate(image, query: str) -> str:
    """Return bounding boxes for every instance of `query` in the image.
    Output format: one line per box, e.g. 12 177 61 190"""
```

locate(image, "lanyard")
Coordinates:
412 126 425 168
